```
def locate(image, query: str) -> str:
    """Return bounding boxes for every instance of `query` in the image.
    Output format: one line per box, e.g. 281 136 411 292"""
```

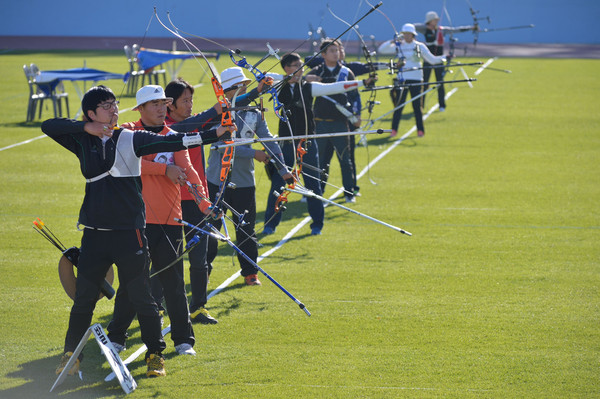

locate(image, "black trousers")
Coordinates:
207 183 258 277
391 81 424 133
181 199 210 312
108 224 194 347
149 201 211 313
422 62 446 108
65 228 165 358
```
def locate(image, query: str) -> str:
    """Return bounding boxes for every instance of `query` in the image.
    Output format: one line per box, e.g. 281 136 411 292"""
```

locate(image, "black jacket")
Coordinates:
277 80 316 137
41 118 218 230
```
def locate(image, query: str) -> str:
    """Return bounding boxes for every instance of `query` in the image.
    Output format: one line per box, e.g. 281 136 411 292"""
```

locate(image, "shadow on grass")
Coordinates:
2 350 128 398
210 290 244 318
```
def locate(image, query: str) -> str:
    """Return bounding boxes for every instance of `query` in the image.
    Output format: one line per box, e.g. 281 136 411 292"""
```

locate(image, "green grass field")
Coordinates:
0 49 598 398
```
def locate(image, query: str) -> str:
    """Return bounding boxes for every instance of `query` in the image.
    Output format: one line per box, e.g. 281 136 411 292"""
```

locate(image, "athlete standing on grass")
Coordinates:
414 11 478 111
42 85 231 378
308 40 361 204
164 78 220 324
107 85 219 357
165 76 270 314
378 23 446 138
205 67 293 286
262 52 375 236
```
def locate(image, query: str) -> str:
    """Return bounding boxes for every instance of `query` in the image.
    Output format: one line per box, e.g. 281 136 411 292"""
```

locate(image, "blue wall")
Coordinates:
3 0 599 44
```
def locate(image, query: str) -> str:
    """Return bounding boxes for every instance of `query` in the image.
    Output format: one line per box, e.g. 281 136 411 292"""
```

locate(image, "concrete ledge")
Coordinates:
1 36 599 59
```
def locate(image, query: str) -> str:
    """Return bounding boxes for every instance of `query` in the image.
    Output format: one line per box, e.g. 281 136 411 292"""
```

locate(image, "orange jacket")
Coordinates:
121 120 211 225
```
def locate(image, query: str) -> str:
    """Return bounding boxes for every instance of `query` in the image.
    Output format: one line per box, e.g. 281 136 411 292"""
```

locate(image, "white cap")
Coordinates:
425 11 440 24
133 85 172 110
401 23 417 37
220 67 251 91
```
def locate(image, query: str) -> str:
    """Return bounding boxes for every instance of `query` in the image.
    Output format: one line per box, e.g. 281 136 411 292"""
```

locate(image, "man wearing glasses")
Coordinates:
41 85 231 379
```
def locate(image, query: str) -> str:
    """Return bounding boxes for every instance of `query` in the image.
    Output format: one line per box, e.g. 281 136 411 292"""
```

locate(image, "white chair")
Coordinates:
23 64 45 122
29 63 70 119
124 45 145 96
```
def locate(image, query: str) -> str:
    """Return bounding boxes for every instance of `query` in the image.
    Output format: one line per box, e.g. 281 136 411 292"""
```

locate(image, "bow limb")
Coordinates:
326 3 378 129
229 50 288 122
465 0 491 47
365 0 406 86
365 0 402 55
155 10 233 128
166 13 285 121
157 9 237 221
271 1 383 95
439 0 458 78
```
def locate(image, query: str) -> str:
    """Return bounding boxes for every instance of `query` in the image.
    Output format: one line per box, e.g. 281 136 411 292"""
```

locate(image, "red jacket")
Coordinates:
165 114 209 202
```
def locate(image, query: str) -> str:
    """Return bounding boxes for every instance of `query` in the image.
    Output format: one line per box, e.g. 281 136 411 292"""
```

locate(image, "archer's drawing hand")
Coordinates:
84 121 114 138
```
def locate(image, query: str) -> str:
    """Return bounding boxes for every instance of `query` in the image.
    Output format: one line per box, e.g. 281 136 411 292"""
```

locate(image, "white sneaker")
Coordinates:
175 343 196 356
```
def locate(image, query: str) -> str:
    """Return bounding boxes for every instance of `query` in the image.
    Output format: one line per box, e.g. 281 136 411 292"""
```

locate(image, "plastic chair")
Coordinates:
124 45 144 96
29 63 70 119
23 64 45 122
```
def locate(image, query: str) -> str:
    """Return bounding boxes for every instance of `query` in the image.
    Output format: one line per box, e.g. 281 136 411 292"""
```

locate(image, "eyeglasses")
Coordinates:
97 100 119 110
224 83 247 93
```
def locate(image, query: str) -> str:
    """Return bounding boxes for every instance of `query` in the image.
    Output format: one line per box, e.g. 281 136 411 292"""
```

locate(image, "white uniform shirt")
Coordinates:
378 39 446 81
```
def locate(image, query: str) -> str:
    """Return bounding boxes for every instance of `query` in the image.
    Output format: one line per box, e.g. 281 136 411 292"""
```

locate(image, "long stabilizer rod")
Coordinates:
175 218 311 316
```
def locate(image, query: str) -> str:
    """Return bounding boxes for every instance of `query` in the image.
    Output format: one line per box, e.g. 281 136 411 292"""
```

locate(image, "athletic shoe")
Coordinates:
146 353 166 377
56 352 80 376
390 129 398 137
175 343 196 356
345 195 356 204
311 227 322 236
439 107 446 112
245 274 262 286
111 342 125 353
262 226 276 235
417 130 425 137
190 307 218 324
300 196 307 203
